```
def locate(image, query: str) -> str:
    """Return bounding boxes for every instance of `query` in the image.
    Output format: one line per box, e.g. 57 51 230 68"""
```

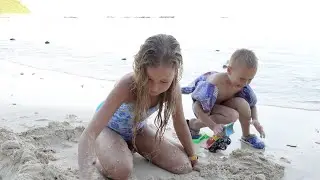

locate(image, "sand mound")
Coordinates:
143 149 285 180
194 149 285 180
0 121 84 180
0 121 285 180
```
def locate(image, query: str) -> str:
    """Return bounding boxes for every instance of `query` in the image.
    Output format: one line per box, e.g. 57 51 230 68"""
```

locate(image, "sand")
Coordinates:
0 121 82 180
0 119 285 180
1 16 319 179
0 61 316 180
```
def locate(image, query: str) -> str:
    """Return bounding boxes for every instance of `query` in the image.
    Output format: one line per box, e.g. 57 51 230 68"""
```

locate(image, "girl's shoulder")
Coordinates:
113 72 135 102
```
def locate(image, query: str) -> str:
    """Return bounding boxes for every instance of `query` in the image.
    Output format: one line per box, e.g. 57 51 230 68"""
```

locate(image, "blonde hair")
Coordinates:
224 48 258 69
131 34 183 147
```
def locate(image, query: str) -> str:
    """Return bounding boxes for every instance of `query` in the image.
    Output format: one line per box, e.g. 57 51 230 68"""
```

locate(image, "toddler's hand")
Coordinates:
210 123 223 135
252 120 265 138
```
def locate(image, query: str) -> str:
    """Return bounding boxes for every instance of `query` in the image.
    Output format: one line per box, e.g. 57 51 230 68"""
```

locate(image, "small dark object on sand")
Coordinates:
20 72 24 75
215 49 220 52
315 142 320 145
45 41 50 44
208 136 231 153
64 16 77 19
121 58 127 60
10 38 15 41
286 144 297 148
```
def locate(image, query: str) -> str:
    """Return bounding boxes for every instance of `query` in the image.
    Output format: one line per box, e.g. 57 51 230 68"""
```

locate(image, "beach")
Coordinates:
1 2 320 179
1 59 319 179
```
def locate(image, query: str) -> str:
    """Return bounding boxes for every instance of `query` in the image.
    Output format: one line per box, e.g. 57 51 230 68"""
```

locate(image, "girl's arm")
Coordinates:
78 77 130 180
172 84 196 158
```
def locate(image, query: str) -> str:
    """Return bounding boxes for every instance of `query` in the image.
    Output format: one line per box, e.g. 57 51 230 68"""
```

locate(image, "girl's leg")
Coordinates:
134 125 192 174
95 127 133 180
188 104 239 136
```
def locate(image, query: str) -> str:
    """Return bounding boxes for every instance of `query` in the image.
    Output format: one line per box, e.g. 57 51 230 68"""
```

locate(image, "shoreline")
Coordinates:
0 59 318 112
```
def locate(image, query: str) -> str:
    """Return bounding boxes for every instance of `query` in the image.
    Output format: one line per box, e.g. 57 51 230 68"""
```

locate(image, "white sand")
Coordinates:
0 119 285 180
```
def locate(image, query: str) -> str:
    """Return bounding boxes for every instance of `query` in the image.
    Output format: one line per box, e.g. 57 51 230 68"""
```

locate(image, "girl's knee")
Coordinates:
98 157 133 179
95 128 134 179
112 161 133 179
169 156 192 174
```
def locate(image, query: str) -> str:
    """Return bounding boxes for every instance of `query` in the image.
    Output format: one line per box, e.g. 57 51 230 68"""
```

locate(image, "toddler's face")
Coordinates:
228 64 257 88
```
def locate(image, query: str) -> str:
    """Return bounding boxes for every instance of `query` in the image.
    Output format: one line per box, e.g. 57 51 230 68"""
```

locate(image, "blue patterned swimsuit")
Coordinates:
96 102 158 142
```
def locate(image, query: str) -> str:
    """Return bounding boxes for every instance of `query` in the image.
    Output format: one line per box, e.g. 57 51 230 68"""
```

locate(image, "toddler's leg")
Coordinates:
223 97 265 149
222 97 251 137
95 127 133 180
188 103 239 137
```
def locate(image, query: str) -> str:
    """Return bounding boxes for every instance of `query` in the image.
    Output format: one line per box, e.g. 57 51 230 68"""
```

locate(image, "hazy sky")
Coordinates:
21 0 318 19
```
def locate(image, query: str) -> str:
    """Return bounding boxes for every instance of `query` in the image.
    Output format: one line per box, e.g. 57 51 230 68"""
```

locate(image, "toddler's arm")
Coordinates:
190 81 223 134
236 85 265 137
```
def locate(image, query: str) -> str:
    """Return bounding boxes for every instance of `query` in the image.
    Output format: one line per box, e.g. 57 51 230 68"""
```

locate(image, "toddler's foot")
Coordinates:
241 134 265 149
186 119 201 139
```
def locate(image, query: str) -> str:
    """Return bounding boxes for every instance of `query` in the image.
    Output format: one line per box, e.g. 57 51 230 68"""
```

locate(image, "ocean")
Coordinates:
1 7 319 111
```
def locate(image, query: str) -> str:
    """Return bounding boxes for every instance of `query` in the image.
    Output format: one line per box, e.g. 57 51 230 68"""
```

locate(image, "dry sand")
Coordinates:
0 120 285 180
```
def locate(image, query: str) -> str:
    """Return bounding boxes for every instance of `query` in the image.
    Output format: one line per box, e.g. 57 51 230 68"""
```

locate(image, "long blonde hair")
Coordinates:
131 34 183 147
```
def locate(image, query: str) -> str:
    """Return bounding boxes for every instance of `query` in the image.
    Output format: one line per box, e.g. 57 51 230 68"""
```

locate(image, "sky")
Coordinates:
20 0 319 20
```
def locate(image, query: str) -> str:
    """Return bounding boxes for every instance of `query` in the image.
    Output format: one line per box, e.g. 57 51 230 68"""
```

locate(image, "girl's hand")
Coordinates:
252 119 265 138
189 155 200 171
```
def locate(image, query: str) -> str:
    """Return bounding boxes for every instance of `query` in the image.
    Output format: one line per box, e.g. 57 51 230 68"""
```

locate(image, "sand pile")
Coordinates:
144 148 285 180
0 121 86 180
0 121 285 180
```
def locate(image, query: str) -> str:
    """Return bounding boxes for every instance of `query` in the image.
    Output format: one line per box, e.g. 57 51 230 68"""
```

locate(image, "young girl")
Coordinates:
78 34 198 180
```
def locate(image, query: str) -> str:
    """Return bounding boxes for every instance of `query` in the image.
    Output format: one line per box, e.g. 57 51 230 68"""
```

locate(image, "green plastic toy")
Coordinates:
192 123 235 144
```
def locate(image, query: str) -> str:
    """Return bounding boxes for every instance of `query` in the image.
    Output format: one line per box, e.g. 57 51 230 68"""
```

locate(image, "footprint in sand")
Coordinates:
280 157 291 164
65 114 78 122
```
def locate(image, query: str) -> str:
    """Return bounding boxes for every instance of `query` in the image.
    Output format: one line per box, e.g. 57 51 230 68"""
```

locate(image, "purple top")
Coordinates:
181 71 257 113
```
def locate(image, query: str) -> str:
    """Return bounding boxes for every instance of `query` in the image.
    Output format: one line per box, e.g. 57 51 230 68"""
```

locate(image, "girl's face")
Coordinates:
146 65 175 96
